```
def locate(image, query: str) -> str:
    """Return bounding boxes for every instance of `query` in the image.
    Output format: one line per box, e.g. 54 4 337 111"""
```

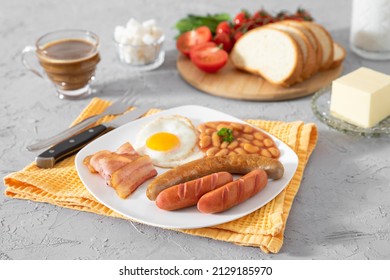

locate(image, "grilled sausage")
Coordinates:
197 169 268 214
155 172 233 211
146 154 283 200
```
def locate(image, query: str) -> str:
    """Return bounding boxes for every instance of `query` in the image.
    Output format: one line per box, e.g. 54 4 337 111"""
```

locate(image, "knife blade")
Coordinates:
35 106 150 168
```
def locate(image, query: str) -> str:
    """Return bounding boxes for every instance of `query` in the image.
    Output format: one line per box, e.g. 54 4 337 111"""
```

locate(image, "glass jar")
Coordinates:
350 0 390 60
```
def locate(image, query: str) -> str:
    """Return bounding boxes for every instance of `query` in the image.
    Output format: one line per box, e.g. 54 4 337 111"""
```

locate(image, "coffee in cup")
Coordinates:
22 30 100 99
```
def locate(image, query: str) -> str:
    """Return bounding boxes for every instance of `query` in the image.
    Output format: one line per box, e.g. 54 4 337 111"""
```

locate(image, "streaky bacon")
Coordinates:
110 156 158 199
83 142 157 198
116 142 139 156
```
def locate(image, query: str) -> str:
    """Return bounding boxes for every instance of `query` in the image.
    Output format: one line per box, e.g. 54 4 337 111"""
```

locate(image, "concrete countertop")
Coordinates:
1 0 389 260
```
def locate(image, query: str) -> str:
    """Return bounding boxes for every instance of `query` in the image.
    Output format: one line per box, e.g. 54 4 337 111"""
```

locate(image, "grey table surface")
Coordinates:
1 0 389 260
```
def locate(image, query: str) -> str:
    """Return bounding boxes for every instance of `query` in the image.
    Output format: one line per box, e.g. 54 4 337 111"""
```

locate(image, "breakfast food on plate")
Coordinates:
134 115 203 168
330 67 390 128
198 121 280 159
197 169 268 214
83 142 157 199
81 111 287 213
146 154 284 200
155 172 233 211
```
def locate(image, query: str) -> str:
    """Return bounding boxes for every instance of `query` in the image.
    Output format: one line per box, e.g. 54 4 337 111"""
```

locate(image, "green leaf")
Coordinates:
174 13 231 37
217 127 234 143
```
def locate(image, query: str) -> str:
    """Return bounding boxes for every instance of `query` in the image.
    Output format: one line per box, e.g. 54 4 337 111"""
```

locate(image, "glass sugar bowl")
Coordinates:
114 18 165 71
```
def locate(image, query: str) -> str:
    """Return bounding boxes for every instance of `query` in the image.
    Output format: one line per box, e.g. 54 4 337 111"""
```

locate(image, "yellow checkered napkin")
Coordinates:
3 98 318 253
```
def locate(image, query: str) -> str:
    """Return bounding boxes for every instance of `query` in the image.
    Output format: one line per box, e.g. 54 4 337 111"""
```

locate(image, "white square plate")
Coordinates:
75 105 298 229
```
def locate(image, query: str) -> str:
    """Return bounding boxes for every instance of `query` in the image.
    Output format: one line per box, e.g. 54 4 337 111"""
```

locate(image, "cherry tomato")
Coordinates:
252 9 272 20
190 42 228 73
176 26 212 56
294 8 313 21
244 19 258 31
233 11 248 27
213 32 233 52
276 11 289 21
288 15 305 21
233 31 244 42
216 21 231 34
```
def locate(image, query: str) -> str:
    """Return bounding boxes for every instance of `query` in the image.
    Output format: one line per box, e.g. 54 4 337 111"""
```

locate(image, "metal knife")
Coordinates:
35 106 149 168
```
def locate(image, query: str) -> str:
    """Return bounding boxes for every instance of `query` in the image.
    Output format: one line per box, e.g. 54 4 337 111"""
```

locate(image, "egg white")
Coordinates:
134 115 203 168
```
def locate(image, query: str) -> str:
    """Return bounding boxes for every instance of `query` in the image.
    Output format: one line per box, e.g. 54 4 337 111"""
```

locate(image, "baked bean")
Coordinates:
234 147 247 155
220 141 229 149
230 123 243 130
243 125 253 133
198 124 206 133
206 147 219 156
215 148 229 156
254 132 265 140
268 147 280 157
199 121 280 159
253 140 264 147
233 130 240 137
242 133 254 140
260 149 272 158
243 143 260 153
211 132 221 147
216 124 232 131
206 122 217 129
227 140 238 149
237 137 249 143
199 135 211 148
264 138 274 147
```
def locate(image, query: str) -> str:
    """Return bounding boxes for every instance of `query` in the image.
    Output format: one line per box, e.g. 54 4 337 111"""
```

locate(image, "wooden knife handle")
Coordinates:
35 124 109 168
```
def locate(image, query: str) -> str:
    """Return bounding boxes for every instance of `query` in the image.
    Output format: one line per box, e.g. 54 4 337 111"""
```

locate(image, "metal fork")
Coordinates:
26 93 134 151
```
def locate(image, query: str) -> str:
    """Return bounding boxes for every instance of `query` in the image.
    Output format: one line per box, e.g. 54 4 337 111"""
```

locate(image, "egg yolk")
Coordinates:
146 132 180 151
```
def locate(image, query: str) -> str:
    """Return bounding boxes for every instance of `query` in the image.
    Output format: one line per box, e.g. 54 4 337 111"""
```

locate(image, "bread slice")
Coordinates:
329 42 346 68
281 20 323 74
230 27 303 86
302 21 334 70
270 22 316 79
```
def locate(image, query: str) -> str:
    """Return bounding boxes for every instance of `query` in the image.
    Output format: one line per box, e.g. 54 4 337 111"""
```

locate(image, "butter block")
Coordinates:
330 67 390 128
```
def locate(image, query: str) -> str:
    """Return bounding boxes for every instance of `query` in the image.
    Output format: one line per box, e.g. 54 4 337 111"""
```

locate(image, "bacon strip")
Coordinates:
83 142 157 199
110 156 157 199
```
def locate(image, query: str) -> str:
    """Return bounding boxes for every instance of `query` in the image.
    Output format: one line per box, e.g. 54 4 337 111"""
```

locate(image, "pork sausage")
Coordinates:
197 169 268 214
146 154 283 200
155 172 233 211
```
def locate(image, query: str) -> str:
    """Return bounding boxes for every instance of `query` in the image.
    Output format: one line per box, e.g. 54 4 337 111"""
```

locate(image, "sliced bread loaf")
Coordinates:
270 22 316 79
282 20 323 74
230 27 303 86
329 42 346 68
302 21 334 70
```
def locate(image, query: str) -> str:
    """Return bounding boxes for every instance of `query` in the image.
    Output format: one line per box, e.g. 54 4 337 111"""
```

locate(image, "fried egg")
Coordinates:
135 115 203 168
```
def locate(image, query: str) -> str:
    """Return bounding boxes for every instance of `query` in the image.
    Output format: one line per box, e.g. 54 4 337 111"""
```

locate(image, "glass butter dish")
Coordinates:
311 86 390 137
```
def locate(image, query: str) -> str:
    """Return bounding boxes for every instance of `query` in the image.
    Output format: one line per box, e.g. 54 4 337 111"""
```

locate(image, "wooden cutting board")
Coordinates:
177 54 343 101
